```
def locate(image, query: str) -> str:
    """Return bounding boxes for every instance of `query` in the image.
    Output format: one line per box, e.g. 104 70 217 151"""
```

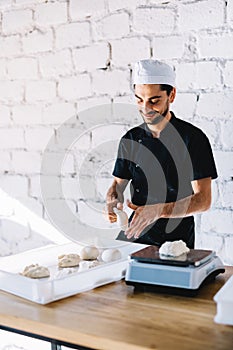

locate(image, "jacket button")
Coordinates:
136 188 140 192
138 139 142 143
136 164 139 168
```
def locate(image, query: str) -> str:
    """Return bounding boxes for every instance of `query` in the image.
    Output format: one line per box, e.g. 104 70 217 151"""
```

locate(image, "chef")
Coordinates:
106 59 217 248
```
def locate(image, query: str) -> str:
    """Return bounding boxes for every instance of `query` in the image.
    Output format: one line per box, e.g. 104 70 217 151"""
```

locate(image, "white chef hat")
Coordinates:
133 59 176 87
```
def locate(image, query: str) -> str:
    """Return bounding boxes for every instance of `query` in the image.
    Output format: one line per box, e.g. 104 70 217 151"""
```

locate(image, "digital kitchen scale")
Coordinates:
125 246 225 295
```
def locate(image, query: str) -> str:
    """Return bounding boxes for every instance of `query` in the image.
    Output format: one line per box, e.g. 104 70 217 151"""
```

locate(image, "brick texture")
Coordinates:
0 0 232 270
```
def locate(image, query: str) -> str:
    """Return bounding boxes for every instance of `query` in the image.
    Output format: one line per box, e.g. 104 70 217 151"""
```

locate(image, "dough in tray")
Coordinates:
80 246 99 260
20 264 50 279
20 246 121 280
78 260 102 272
58 253 81 268
101 248 122 263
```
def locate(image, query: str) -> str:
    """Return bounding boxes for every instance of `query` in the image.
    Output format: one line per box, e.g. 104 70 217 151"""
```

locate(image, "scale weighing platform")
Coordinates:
125 246 225 295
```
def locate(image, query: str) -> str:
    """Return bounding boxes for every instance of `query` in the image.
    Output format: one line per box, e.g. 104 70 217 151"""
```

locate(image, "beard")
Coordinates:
140 101 169 125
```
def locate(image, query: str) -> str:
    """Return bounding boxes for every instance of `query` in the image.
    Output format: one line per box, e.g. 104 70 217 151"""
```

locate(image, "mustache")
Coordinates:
140 110 162 117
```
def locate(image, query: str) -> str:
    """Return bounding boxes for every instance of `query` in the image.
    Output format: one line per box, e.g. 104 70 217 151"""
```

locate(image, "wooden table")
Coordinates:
0 267 233 350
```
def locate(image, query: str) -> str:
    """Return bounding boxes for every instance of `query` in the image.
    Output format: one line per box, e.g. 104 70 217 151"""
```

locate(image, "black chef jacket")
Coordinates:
112 112 218 248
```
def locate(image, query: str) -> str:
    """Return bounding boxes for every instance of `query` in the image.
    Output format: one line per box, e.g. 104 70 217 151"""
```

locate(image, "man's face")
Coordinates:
134 84 175 125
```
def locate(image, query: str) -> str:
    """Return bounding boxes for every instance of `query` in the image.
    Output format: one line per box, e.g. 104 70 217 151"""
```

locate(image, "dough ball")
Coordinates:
54 268 76 279
80 246 99 260
21 264 50 279
101 248 122 263
159 240 190 257
78 260 102 272
113 208 128 231
58 253 80 268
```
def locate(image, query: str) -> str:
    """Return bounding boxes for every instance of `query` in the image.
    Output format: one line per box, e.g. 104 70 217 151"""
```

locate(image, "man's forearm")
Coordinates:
125 178 212 239
161 192 211 219
106 178 128 203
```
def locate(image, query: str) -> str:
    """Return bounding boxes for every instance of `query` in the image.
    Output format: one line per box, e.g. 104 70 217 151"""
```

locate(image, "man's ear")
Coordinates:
169 87 176 103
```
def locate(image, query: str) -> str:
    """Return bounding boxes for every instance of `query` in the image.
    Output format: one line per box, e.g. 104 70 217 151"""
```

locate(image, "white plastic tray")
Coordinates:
214 275 233 325
0 242 145 304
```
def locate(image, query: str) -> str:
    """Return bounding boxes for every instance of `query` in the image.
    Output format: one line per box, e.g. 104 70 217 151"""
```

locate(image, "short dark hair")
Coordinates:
160 84 173 96
133 84 174 96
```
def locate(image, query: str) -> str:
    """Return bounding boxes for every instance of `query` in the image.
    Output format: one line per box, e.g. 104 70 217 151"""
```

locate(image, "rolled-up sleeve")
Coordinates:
189 131 218 181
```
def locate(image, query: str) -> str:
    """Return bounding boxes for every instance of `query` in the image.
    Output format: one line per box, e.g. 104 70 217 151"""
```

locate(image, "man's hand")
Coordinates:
105 198 123 223
124 177 212 239
125 200 163 239
105 178 127 223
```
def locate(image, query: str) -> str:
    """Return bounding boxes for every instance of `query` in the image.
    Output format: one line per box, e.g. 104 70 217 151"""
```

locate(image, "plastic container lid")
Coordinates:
214 275 233 303
214 275 233 325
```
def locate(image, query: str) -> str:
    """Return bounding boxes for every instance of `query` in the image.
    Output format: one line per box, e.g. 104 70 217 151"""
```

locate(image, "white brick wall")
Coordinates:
0 152 11 172
11 151 41 174
228 0 233 21
58 74 92 100
152 35 185 60
176 62 196 90
25 81 56 102
56 22 90 49
0 0 12 8
202 209 233 235
0 175 28 197
196 92 233 119
219 181 233 208
42 102 76 125
2 9 33 34
0 81 24 102
12 104 43 125
224 60 233 87
111 37 150 67
0 35 21 57
199 32 233 59
195 61 221 90
221 120 233 149
39 49 73 78
0 128 25 149
22 29 54 54
0 105 11 125
69 0 106 20
178 0 224 31
215 151 233 180
29 175 41 198
0 3 233 349
92 70 130 96
0 59 7 79
172 92 196 119
7 57 38 79
93 13 130 40
0 0 233 269
24 127 54 151
77 95 111 111
133 8 175 34
73 42 110 72
108 0 147 12
34 2 67 26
